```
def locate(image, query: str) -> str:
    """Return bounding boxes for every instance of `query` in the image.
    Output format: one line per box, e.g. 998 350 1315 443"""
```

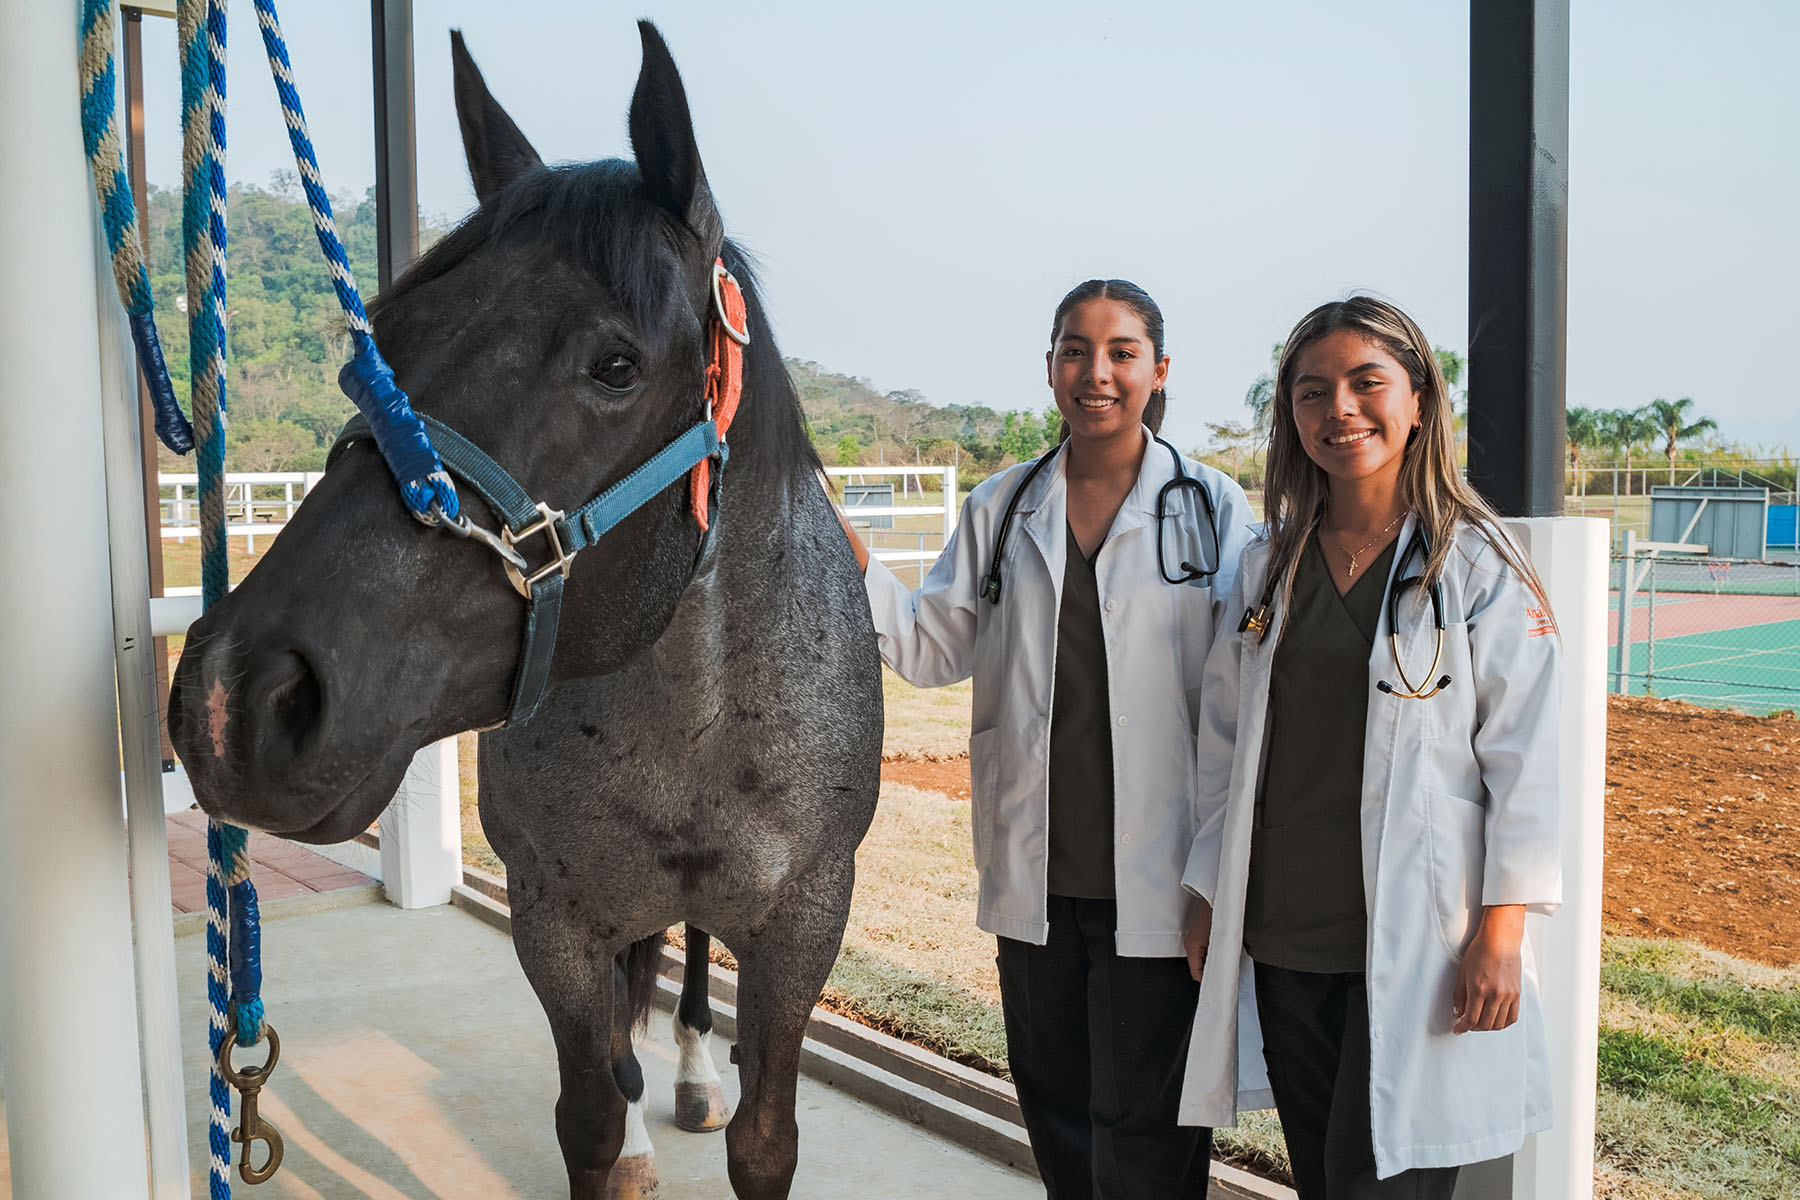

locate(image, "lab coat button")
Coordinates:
1104 599 1118 612
1116 715 1128 727
1120 832 1134 845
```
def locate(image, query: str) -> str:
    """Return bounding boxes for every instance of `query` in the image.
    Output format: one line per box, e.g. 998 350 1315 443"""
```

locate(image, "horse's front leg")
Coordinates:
673 925 731 1133
511 899 629 1200
725 857 856 1200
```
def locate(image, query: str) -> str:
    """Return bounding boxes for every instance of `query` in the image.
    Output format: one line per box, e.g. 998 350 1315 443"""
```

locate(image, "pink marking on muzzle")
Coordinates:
206 679 230 757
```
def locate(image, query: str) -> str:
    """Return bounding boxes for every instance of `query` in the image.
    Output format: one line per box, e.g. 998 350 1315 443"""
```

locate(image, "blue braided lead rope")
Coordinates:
252 0 458 523
78 0 193 453
180 2 257 1195
204 821 235 1199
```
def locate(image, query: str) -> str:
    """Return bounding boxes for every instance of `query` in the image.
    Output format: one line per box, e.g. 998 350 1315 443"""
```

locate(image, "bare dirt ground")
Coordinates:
884 694 1800 968
1602 696 1799 966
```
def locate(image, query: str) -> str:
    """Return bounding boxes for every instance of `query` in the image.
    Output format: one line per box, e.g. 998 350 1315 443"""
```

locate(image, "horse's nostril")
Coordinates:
252 649 323 753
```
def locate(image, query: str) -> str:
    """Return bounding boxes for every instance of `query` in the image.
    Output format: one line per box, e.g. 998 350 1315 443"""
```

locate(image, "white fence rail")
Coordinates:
823 465 957 586
159 470 321 551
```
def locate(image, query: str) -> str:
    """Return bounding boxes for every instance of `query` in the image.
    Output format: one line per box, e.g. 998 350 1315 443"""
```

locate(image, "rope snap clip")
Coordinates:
217 1025 285 1185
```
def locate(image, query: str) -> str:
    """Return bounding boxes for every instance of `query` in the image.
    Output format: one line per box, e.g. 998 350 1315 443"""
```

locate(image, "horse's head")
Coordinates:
169 24 758 841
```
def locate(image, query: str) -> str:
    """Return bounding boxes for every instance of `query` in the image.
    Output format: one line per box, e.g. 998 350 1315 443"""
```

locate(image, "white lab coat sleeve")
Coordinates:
1464 535 1564 914
863 495 987 689
1209 477 1259 613
1181 549 1253 905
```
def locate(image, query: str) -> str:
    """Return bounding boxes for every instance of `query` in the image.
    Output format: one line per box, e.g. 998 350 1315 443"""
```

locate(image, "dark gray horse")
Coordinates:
168 24 882 1199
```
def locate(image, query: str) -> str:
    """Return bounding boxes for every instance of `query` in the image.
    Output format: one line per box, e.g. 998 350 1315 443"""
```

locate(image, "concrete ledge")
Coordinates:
446 879 1293 1197
172 882 383 938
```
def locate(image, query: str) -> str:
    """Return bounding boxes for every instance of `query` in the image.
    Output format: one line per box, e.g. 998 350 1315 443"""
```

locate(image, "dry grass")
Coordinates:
881 669 972 761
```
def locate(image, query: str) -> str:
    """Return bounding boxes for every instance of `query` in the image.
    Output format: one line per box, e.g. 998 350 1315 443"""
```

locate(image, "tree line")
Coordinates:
143 184 1780 497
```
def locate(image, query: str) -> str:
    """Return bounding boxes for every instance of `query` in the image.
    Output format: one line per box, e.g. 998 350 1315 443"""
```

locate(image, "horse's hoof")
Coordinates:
604 1153 659 1200
674 1080 732 1132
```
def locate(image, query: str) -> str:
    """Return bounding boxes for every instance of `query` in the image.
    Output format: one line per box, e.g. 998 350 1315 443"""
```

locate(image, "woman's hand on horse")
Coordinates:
833 507 871 573
1183 897 1213 983
1452 904 1525 1034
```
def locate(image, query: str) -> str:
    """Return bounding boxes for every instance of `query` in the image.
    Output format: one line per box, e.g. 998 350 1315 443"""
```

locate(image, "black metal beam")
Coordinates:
1467 0 1569 517
371 0 418 290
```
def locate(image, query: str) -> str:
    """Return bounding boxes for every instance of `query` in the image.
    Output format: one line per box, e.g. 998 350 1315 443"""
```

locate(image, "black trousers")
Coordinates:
1252 962 1460 1200
996 895 1212 1199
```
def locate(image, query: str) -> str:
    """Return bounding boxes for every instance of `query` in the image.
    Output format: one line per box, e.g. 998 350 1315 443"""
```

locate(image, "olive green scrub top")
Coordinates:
1242 536 1397 973
1046 522 1116 899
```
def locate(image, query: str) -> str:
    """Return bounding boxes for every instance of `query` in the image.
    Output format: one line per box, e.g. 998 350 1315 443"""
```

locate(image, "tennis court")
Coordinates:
1609 556 1800 715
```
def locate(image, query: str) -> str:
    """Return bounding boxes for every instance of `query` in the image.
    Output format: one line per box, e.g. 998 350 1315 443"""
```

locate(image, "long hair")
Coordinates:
1049 278 1167 439
1262 295 1549 620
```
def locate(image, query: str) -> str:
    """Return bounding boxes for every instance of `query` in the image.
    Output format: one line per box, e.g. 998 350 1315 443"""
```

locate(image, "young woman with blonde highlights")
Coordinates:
1176 296 1563 1198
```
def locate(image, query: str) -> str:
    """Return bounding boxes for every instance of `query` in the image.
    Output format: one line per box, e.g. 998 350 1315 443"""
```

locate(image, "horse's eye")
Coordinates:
589 353 639 393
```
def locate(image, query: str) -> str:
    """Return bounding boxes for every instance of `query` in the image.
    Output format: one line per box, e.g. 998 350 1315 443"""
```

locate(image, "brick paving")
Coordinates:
165 809 373 914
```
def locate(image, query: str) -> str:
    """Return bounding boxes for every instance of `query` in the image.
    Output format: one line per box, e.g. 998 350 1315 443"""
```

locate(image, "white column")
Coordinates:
94 142 191 1199
0 2 152 1196
379 737 463 908
1456 516 1608 1200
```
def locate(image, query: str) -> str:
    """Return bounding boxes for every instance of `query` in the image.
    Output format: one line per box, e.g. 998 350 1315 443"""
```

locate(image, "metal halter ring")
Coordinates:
500 502 577 597
711 263 751 346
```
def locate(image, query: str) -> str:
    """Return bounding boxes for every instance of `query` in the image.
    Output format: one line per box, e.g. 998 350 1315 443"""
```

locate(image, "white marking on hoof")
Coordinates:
605 1101 658 1200
671 1014 731 1132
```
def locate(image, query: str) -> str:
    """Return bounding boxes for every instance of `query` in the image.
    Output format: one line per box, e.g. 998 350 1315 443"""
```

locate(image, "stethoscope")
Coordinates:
979 436 1218 604
1238 522 1453 699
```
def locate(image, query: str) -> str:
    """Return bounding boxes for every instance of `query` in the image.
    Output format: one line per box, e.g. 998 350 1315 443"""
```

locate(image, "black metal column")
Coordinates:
372 0 418 290
1467 0 1569 517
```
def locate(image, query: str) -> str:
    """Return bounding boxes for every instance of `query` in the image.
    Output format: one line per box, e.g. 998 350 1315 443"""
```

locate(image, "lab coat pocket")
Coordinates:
1423 788 1487 959
967 727 1003 870
1419 621 1474 743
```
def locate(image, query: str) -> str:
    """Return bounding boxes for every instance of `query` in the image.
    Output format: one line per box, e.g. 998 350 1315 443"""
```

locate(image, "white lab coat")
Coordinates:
1178 515 1563 1176
865 428 1256 954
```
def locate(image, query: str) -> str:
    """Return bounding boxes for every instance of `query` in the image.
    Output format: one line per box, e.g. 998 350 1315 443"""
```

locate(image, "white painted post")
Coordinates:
93 147 192 1198
0 2 153 1195
944 465 958 545
1455 517 1608 1200
379 737 463 908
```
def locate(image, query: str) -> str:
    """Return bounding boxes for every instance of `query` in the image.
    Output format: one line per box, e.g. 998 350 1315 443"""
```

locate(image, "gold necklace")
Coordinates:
1327 511 1404 579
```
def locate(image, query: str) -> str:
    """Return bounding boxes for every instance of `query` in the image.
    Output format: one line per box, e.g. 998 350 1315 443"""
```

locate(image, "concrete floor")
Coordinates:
4 896 1040 1199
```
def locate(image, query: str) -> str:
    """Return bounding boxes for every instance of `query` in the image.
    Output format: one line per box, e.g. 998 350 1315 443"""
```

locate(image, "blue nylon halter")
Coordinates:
330 411 725 723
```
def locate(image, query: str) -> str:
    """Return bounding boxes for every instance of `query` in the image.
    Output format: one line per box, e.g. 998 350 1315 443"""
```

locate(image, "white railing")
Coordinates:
824 465 957 585
159 470 322 551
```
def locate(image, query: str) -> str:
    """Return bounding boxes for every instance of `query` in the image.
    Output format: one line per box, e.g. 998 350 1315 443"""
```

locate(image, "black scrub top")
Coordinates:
1242 536 1396 973
1046 522 1116 899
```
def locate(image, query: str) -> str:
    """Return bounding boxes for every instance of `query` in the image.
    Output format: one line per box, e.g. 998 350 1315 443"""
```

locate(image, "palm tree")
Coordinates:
1645 396 1719 483
1435 347 1468 458
1243 342 1284 437
1601 406 1656 495
1565 406 1602 495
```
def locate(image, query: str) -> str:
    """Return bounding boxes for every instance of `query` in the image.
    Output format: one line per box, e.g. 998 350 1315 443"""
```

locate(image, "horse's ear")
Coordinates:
628 21 723 253
451 30 542 204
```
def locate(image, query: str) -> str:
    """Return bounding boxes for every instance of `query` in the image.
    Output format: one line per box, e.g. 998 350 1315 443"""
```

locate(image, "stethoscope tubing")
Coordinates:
981 435 1216 605
1241 522 1453 700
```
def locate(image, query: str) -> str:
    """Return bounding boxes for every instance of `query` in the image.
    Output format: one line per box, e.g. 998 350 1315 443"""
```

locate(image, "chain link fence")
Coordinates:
1611 549 1800 715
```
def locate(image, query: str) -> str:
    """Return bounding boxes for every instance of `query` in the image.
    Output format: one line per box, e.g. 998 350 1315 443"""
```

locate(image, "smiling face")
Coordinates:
1287 328 1422 496
1046 297 1169 447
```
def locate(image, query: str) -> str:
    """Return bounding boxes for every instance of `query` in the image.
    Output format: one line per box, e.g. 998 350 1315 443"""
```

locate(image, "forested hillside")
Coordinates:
143 182 1066 484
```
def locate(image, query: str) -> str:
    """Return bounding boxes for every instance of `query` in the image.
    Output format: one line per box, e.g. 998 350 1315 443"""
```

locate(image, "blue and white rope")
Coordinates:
178 2 253 1195
77 0 193 454
251 0 458 523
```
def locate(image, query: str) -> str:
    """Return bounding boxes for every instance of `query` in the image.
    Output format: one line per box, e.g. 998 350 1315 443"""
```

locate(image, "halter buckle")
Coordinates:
502 503 575 597
711 263 751 346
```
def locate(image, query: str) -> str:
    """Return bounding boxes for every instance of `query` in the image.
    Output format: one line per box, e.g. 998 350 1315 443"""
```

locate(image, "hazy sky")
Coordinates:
131 1 1800 455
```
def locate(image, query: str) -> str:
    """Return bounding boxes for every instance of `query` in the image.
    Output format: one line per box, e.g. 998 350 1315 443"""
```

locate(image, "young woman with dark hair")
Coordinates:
840 279 1255 1196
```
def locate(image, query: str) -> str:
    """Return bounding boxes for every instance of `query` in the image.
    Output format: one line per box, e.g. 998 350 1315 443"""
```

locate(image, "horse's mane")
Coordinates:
372 162 818 476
